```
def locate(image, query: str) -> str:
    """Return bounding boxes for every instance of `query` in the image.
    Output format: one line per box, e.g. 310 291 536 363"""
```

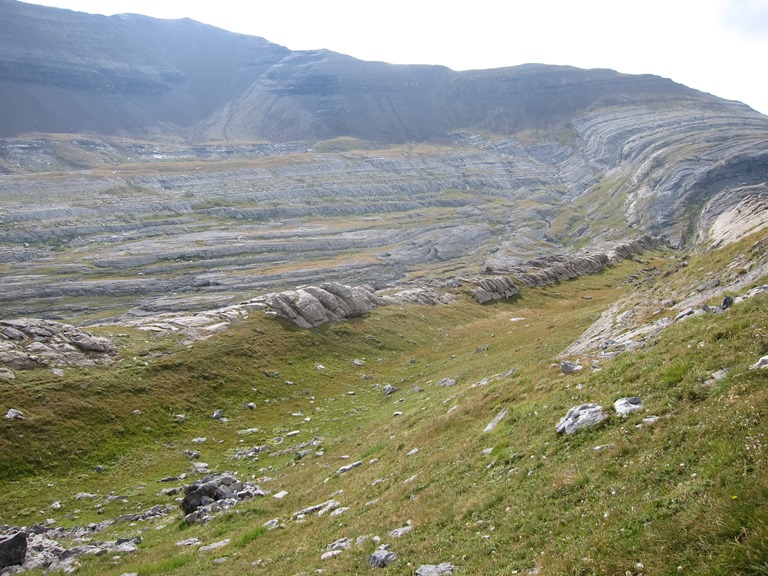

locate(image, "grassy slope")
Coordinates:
1 235 767 575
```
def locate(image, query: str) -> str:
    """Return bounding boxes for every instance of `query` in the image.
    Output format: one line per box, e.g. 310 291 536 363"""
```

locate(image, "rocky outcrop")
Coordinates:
180 473 265 524
248 282 453 329
262 283 383 329
0 519 156 574
487 236 666 286
471 277 520 304
0 319 116 370
563 277 768 361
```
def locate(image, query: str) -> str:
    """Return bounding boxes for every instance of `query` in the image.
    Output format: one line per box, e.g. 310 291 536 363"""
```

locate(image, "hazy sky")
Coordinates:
23 0 768 115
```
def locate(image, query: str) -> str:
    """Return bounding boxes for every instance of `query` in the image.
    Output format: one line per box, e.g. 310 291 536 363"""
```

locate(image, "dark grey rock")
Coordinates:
560 360 583 374
698 278 721 292
0 532 27 569
383 384 399 396
337 461 363 475
367 545 397 568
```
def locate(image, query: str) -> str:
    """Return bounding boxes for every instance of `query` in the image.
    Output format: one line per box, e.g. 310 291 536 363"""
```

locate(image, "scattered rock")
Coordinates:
321 550 343 560
416 563 457 576
561 360 583 374
212 409 226 421
326 537 351 552
483 408 508 433
198 539 230 552
273 491 289 500
0 368 15 380
383 384 399 396
4 409 24 420
263 518 282 530
389 521 413 538
337 461 363 474
614 397 643 416
556 403 608 434
367 545 397 568
750 355 768 370
293 499 341 519
697 278 721 292
435 378 456 387
12 530 140 573
74 493 97 500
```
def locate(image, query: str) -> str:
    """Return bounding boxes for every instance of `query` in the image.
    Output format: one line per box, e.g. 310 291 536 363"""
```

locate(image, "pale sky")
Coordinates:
22 0 768 115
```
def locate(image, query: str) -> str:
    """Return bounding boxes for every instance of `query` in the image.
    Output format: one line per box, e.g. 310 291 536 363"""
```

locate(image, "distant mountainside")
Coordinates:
1 0 767 322
0 0 761 143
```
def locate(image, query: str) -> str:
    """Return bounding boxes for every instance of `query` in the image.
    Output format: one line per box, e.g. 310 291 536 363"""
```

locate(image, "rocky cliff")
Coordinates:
0 1 767 322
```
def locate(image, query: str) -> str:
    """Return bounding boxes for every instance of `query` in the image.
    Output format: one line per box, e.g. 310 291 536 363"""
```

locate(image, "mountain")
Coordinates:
0 0 761 143
3 2 768 574
1 1 768 322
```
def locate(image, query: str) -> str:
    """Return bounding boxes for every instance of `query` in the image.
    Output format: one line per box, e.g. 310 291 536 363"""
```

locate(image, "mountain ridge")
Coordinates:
2 0 760 143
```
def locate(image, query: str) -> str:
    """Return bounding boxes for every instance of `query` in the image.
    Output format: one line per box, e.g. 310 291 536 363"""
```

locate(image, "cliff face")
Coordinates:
0 1 767 321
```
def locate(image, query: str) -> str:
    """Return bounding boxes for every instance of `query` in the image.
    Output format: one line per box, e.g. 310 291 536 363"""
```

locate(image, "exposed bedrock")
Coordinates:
0 318 117 371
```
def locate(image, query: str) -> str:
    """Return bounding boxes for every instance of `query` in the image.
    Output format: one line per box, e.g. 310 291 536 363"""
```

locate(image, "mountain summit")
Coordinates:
0 0 759 143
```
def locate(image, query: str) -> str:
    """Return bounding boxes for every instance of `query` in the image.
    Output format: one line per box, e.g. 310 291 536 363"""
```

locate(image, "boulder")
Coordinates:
0 368 15 380
367 545 397 568
614 397 643 416
0 532 27 569
556 403 607 434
